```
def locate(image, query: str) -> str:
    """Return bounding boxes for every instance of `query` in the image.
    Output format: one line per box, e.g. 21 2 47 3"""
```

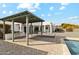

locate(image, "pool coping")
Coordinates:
66 37 79 40
62 37 71 55
64 37 79 55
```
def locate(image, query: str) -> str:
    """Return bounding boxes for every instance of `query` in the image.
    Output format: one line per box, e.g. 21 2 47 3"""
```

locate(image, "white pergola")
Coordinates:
0 11 44 45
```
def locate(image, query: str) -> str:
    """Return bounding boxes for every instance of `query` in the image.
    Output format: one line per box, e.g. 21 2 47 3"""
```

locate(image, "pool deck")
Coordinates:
52 32 79 41
3 35 70 55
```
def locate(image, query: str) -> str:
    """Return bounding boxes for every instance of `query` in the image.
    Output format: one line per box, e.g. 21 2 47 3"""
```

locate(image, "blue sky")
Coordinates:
0 3 79 25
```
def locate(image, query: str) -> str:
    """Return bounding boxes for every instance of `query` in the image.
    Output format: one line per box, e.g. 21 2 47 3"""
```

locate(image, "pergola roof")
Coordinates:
0 11 44 23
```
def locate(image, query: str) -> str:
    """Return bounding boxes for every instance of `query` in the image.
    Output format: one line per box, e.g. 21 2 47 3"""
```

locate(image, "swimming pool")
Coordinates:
65 39 79 55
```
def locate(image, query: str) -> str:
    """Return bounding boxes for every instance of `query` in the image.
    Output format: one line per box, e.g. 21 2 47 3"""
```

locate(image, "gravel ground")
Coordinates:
53 32 79 38
0 40 48 55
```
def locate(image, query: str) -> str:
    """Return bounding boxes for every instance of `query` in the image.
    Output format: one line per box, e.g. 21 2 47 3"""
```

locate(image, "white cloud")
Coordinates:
9 11 13 14
59 6 65 10
17 3 40 12
49 7 54 11
2 4 6 7
61 3 69 6
2 10 6 14
17 3 34 9
62 16 79 21
68 16 79 20
48 14 52 16
34 3 40 10
41 14 45 17
59 3 69 10
29 9 36 12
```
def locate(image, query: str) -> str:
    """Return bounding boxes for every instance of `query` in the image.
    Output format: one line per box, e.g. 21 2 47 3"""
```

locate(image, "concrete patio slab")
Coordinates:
5 35 70 55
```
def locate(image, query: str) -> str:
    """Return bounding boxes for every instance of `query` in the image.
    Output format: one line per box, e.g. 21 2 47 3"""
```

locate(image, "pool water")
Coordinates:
65 39 79 55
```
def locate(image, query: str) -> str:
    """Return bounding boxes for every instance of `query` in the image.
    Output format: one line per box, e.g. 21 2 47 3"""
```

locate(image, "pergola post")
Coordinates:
40 21 43 35
12 20 14 42
26 15 29 45
30 23 33 34
30 23 33 37
33 26 35 34
44 25 46 33
39 26 41 33
50 23 53 34
50 25 52 34
20 24 22 32
3 21 5 40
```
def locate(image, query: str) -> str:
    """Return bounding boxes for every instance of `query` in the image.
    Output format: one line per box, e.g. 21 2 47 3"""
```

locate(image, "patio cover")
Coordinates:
0 10 44 45
0 10 44 23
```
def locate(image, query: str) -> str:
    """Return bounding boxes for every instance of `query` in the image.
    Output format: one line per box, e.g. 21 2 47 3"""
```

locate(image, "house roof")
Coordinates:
0 10 44 23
